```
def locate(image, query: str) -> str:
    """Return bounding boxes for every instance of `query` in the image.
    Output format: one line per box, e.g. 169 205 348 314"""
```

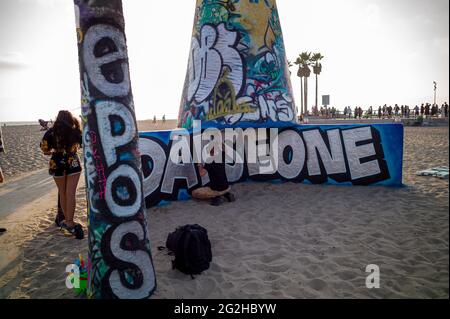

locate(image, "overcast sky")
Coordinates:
0 0 448 122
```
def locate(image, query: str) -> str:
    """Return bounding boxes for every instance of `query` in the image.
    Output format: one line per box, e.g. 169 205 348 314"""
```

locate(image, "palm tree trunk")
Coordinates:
315 74 318 115
300 77 304 116
304 77 308 116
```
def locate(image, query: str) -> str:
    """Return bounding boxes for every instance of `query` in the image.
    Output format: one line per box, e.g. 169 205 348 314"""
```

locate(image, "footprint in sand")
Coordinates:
308 278 328 291
260 253 286 264
336 270 358 281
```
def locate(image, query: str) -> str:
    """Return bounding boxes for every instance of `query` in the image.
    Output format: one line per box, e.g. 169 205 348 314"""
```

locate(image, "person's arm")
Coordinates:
198 163 207 177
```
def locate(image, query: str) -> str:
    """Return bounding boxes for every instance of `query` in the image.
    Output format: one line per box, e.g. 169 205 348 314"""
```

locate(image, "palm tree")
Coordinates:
294 57 303 116
311 53 324 115
295 52 312 116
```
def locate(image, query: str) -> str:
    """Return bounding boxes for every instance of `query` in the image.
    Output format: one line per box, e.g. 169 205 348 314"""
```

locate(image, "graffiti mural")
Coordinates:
73 0 156 299
139 124 404 208
179 0 296 128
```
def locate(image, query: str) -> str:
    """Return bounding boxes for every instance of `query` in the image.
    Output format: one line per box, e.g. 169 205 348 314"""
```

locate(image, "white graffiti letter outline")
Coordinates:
83 24 131 97
187 23 244 104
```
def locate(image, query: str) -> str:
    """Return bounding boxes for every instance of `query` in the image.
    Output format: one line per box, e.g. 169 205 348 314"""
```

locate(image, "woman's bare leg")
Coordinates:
64 173 81 227
54 176 67 220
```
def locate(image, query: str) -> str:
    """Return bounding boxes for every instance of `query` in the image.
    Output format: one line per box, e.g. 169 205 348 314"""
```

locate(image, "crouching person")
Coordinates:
192 148 235 206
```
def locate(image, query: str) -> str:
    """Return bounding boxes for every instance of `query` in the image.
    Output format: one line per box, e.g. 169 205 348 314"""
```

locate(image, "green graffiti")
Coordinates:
196 0 242 32
180 0 296 128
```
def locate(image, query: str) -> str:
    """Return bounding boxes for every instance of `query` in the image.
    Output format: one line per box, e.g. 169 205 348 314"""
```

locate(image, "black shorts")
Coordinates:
49 153 82 177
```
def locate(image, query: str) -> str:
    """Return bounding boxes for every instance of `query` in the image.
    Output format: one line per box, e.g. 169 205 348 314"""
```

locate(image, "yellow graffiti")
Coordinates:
264 21 276 51
77 28 84 44
208 72 254 120
234 0 274 53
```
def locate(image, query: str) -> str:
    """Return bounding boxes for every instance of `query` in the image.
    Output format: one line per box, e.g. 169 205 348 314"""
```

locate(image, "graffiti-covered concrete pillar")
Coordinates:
73 0 156 299
178 0 296 129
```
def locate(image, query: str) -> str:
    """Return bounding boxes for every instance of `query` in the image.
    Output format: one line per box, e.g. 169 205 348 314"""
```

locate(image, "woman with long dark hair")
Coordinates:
40 110 83 239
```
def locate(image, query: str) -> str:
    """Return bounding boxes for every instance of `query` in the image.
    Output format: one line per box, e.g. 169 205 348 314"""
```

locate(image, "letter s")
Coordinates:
108 221 156 299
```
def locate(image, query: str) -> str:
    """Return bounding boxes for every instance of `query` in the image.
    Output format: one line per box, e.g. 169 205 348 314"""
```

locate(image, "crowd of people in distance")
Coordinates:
308 102 449 120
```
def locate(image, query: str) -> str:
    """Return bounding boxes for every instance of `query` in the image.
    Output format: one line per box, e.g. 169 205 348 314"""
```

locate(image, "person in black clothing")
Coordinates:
40 110 83 239
192 145 235 206
394 104 400 117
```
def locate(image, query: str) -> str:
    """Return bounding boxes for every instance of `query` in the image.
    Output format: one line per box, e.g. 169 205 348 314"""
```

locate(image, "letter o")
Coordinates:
106 164 142 217
277 130 305 180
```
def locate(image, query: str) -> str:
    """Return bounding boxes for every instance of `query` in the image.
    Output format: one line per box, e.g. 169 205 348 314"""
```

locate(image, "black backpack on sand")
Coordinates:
165 224 212 278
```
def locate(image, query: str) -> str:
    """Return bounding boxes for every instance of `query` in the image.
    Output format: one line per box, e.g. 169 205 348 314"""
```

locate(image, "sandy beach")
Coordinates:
0 121 448 299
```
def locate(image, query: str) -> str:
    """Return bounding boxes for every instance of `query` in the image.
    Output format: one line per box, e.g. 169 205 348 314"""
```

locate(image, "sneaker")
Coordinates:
223 192 236 202
210 196 222 206
61 222 84 240
73 224 84 240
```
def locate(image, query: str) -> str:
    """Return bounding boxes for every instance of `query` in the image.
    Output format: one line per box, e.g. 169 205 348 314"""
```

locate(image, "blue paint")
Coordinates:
119 152 133 162
177 189 191 201
113 120 122 135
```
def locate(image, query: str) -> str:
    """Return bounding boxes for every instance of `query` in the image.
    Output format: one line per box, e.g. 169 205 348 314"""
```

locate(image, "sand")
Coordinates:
0 125 50 181
0 122 448 299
